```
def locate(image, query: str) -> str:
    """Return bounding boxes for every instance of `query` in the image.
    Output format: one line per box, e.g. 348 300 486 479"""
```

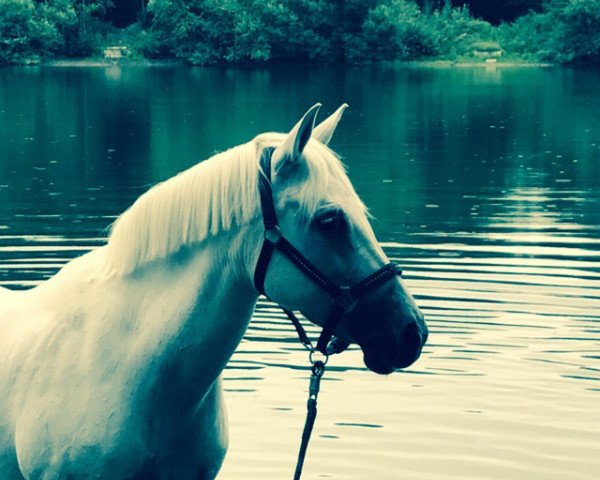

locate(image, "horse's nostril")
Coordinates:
403 321 422 348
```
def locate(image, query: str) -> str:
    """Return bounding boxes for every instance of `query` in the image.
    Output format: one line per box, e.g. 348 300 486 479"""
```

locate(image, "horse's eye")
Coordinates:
315 210 346 232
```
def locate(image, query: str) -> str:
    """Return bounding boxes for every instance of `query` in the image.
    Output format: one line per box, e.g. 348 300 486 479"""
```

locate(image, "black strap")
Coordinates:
316 302 346 355
253 147 276 295
253 239 275 296
293 360 325 480
276 236 342 298
282 307 314 352
258 147 278 229
350 262 402 297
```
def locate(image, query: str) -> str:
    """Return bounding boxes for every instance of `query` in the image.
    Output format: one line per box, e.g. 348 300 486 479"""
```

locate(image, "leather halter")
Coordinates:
253 147 403 356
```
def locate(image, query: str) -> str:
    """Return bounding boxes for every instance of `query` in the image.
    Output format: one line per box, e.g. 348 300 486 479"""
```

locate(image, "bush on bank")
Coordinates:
499 0 600 64
0 0 113 64
0 0 65 64
545 0 600 64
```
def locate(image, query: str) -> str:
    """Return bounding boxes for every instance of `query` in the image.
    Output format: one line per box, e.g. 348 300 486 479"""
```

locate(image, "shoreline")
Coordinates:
43 58 184 68
404 59 554 68
37 58 554 69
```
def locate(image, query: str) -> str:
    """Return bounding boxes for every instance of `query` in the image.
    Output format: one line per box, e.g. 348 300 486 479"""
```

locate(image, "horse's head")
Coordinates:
251 104 427 374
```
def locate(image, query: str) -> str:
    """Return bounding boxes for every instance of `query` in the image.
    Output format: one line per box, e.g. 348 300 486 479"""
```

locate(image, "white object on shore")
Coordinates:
103 46 129 60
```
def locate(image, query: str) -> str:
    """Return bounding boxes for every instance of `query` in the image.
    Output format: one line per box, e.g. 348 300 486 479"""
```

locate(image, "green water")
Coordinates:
0 65 599 479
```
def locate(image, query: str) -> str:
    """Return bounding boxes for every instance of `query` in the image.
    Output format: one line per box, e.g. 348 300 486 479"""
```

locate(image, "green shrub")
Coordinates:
499 0 600 64
349 0 437 61
144 0 252 64
0 0 36 64
0 0 111 63
38 0 83 56
143 0 339 64
430 6 496 58
497 10 553 61
551 0 600 64
68 0 114 56
0 0 71 64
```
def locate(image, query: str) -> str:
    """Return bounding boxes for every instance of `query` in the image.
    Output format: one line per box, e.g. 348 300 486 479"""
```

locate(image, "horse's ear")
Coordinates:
313 103 348 145
272 103 321 174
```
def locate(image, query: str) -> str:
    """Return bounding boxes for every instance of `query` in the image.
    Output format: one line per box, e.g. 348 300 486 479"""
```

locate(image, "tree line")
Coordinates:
1 0 599 65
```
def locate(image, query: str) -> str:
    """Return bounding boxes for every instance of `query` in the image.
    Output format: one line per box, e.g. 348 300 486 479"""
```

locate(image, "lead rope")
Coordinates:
278 307 331 480
294 358 325 480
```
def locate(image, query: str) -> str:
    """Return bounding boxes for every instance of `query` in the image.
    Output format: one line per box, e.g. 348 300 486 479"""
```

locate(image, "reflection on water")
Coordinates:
0 65 599 479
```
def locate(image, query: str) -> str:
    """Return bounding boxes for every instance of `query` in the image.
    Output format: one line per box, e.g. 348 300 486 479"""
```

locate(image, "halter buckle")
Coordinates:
264 225 282 244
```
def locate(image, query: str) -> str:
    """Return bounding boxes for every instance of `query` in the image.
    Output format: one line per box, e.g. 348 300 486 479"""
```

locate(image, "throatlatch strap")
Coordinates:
258 147 277 229
253 147 277 295
253 240 275 296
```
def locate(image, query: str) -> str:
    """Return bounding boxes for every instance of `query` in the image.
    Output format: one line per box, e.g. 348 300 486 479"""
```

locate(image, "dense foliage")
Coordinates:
0 0 112 64
500 0 600 64
0 0 63 64
1 0 599 65
140 0 504 64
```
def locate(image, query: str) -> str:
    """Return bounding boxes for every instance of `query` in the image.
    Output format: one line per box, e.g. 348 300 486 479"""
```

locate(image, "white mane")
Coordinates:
103 134 364 276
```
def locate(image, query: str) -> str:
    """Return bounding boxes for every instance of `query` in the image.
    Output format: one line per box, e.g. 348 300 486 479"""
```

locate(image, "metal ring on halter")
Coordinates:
309 349 329 367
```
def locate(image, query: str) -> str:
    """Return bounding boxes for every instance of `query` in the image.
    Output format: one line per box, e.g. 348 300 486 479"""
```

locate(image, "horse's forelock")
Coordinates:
301 140 367 219
260 133 366 219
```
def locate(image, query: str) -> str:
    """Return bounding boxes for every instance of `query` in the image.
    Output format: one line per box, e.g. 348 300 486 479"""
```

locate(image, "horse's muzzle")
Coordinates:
360 311 428 375
395 317 428 368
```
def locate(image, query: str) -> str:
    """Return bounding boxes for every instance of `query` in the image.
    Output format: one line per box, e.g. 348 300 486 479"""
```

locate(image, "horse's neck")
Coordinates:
130 235 257 402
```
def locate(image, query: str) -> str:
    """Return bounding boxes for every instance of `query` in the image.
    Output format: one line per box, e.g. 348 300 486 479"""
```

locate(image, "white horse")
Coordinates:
0 104 427 479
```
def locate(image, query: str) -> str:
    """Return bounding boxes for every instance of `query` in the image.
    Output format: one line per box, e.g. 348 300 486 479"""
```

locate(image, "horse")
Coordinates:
0 104 428 479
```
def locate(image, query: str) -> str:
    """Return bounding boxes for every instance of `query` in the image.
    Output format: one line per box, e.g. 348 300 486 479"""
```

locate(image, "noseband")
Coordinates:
253 147 403 356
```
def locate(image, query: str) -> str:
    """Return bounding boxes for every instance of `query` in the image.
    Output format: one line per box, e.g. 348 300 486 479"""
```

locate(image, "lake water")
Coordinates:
0 64 599 479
